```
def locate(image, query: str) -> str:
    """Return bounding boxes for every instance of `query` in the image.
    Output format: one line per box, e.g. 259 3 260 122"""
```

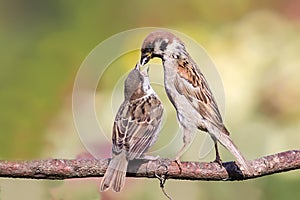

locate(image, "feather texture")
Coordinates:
140 30 253 175
100 66 163 192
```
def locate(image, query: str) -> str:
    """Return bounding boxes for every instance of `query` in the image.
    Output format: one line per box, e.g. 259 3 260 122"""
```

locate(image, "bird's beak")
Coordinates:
140 52 152 66
135 63 140 70
140 65 149 77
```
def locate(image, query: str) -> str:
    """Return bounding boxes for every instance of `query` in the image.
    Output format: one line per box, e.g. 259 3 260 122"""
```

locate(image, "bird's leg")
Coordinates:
174 144 186 168
175 128 193 171
213 141 223 167
175 146 185 172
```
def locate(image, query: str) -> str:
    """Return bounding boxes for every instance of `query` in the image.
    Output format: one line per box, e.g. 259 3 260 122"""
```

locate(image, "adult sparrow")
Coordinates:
139 30 253 175
100 64 164 192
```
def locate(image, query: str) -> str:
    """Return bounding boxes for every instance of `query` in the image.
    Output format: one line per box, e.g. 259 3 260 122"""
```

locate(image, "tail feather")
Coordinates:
207 124 254 175
100 152 128 192
218 133 253 174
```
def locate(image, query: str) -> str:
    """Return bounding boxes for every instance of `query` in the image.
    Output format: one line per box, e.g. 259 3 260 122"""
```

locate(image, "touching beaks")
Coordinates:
135 63 140 70
140 66 149 78
141 65 149 74
140 52 152 66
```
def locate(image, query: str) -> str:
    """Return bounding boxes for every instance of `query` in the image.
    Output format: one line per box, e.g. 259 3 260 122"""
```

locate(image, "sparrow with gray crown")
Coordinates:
100 64 164 192
140 30 253 175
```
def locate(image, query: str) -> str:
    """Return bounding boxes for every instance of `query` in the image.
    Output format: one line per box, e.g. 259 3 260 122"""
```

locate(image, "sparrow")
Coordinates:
100 64 164 192
139 30 253 175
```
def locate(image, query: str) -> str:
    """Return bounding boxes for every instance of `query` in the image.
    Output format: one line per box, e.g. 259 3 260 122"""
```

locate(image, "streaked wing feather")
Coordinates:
126 97 163 159
113 96 163 159
112 101 130 155
174 59 224 130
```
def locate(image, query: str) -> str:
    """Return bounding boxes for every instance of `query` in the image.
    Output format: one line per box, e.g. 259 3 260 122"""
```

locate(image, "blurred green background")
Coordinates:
1 0 300 199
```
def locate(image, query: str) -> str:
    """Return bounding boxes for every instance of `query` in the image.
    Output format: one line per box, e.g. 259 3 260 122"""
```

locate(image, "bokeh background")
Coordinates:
1 0 300 199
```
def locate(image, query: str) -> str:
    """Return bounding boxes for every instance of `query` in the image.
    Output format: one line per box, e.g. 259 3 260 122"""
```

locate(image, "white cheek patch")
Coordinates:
167 40 180 51
166 41 179 57
154 42 161 53
154 39 169 53
166 40 187 59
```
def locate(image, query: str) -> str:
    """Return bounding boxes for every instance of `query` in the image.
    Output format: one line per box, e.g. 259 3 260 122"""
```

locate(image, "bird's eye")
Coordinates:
142 48 148 54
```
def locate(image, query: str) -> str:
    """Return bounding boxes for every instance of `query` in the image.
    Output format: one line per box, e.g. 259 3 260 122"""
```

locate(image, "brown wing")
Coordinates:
174 56 227 133
112 95 163 159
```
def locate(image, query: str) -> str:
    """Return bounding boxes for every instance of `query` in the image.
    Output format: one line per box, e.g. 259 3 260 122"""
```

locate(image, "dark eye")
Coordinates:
144 49 151 54
143 46 150 52
144 42 154 53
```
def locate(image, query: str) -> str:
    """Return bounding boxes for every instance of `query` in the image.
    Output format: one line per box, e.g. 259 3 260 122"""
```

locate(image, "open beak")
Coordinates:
140 52 152 66
135 63 140 70
140 65 149 77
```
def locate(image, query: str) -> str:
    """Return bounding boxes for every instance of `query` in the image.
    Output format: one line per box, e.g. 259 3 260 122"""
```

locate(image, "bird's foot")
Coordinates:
175 157 183 173
213 156 223 168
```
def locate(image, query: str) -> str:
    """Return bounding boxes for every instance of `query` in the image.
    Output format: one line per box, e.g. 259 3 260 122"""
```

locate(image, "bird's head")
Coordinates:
124 64 150 100
140 30 184 66
124 64 143 100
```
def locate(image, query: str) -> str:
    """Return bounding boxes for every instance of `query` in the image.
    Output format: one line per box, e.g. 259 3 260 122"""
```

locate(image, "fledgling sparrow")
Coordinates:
100 64 164 192
139 30 253 175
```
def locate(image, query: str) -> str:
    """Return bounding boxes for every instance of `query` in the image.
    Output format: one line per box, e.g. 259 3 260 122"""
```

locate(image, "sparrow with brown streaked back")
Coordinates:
140 30 253 175
100 64 164 192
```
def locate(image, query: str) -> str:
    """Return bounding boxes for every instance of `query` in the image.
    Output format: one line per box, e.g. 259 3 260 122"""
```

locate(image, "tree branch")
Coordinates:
0 150 299 181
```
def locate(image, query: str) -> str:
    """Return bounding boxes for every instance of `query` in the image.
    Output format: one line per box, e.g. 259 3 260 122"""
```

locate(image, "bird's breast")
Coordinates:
162 60 202 129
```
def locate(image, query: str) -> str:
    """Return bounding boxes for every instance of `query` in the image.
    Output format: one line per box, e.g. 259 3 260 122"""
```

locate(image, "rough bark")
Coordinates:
0 150 299 181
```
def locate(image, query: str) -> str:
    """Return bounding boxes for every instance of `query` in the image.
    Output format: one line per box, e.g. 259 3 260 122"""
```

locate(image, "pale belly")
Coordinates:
163 64 204 131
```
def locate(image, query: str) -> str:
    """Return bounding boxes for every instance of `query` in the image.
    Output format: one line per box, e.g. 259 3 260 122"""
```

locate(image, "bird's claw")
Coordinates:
175 158 183 173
